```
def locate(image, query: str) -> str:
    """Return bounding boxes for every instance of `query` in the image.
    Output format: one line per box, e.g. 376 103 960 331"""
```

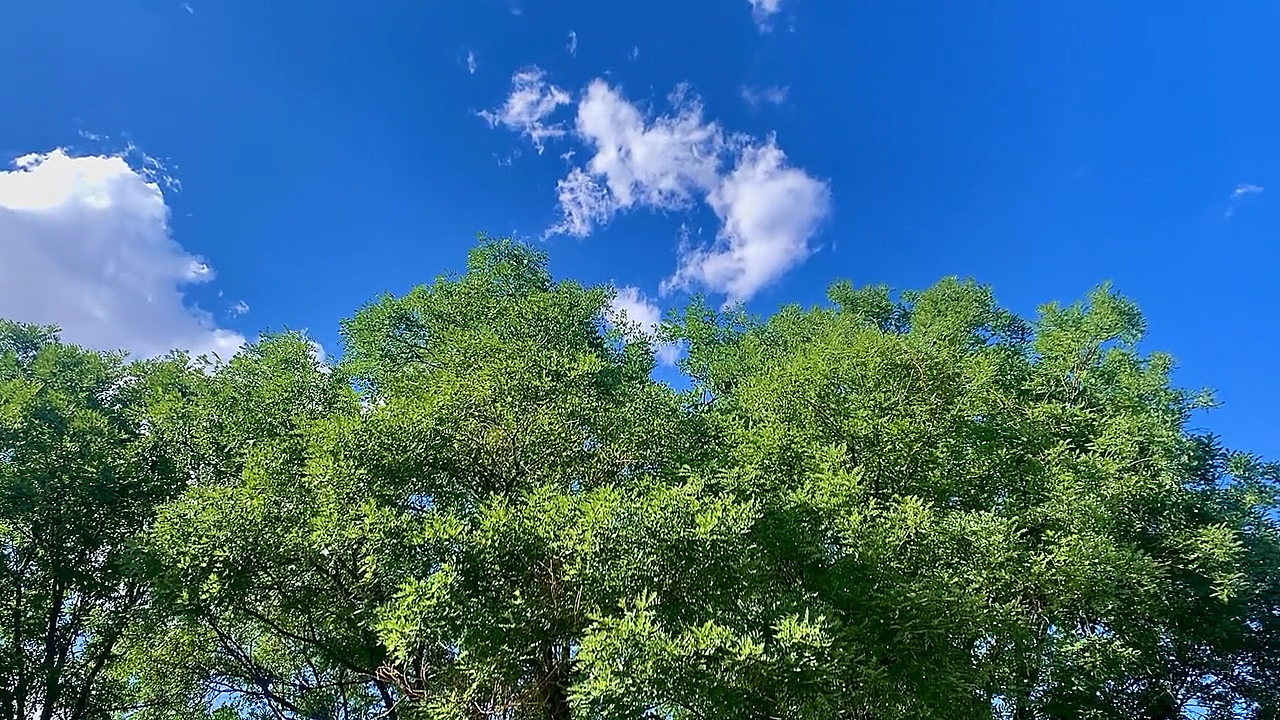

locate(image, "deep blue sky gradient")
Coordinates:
2 0 1277 457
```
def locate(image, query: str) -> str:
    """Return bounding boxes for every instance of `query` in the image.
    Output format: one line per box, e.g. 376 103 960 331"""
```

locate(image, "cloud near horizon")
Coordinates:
0 149 243 359
605 285 681 365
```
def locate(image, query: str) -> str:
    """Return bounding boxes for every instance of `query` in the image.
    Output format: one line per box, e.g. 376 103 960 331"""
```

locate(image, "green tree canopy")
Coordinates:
0 321 191 720
3 237 1276 720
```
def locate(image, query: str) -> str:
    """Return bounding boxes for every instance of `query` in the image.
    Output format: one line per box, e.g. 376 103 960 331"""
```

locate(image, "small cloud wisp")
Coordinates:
478 66 572 153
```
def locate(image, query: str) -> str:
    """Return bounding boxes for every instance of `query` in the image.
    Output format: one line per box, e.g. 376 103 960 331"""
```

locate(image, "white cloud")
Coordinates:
479 66 572 153
1225 183 1264 217
0 149 243 359
741 85 789 107
572 81 722 213
550 166 614 237
466 51 477 74
605 286 680 365
230 300 250 317
306 337 330 373
543 79 829 303
608 285 662 331
748 0 782 32
664 139 830 304
567 30 578 56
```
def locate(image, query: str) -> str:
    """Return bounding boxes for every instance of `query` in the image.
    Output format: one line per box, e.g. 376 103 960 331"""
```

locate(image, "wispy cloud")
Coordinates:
741 85 789 107
748 0 783 32
537 79 828 304
466 51 477 74
567 30 578 57
1225 183 1264 217
0 149 243 358
605 286 680 365
552 167 615 237
478 66 572 153
230 300 250 317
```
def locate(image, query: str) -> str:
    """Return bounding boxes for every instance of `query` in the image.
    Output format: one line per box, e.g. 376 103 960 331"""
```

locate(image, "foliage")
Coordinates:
0 321 190 720
2 237 1276 720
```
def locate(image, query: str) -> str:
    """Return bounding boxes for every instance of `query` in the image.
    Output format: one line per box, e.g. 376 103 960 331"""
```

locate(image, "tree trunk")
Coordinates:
541 642 571 720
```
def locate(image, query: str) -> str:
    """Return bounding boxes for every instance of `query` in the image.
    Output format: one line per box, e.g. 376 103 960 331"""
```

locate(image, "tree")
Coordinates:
132 239 730 719
575 278 1278 719
331 239 726 719
0 322 192 720
118 331 380 720
6 237 1276 720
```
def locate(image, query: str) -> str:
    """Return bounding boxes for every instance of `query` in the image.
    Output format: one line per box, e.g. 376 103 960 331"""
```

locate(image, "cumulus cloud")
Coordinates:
466 51 477 74
0 149 243 359
230 300 250 317
748 0 783 32
567 30 578 56
605 286 680 365
543 79 829 303
664 139 830 303
566 81 722 217
741 85 789 107
478 66 572 153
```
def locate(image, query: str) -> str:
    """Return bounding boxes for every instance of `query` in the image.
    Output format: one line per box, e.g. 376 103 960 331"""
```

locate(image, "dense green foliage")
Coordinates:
2 238 1277 720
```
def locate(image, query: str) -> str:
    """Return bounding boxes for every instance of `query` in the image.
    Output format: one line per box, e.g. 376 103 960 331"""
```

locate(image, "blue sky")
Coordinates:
0 0 1277 458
